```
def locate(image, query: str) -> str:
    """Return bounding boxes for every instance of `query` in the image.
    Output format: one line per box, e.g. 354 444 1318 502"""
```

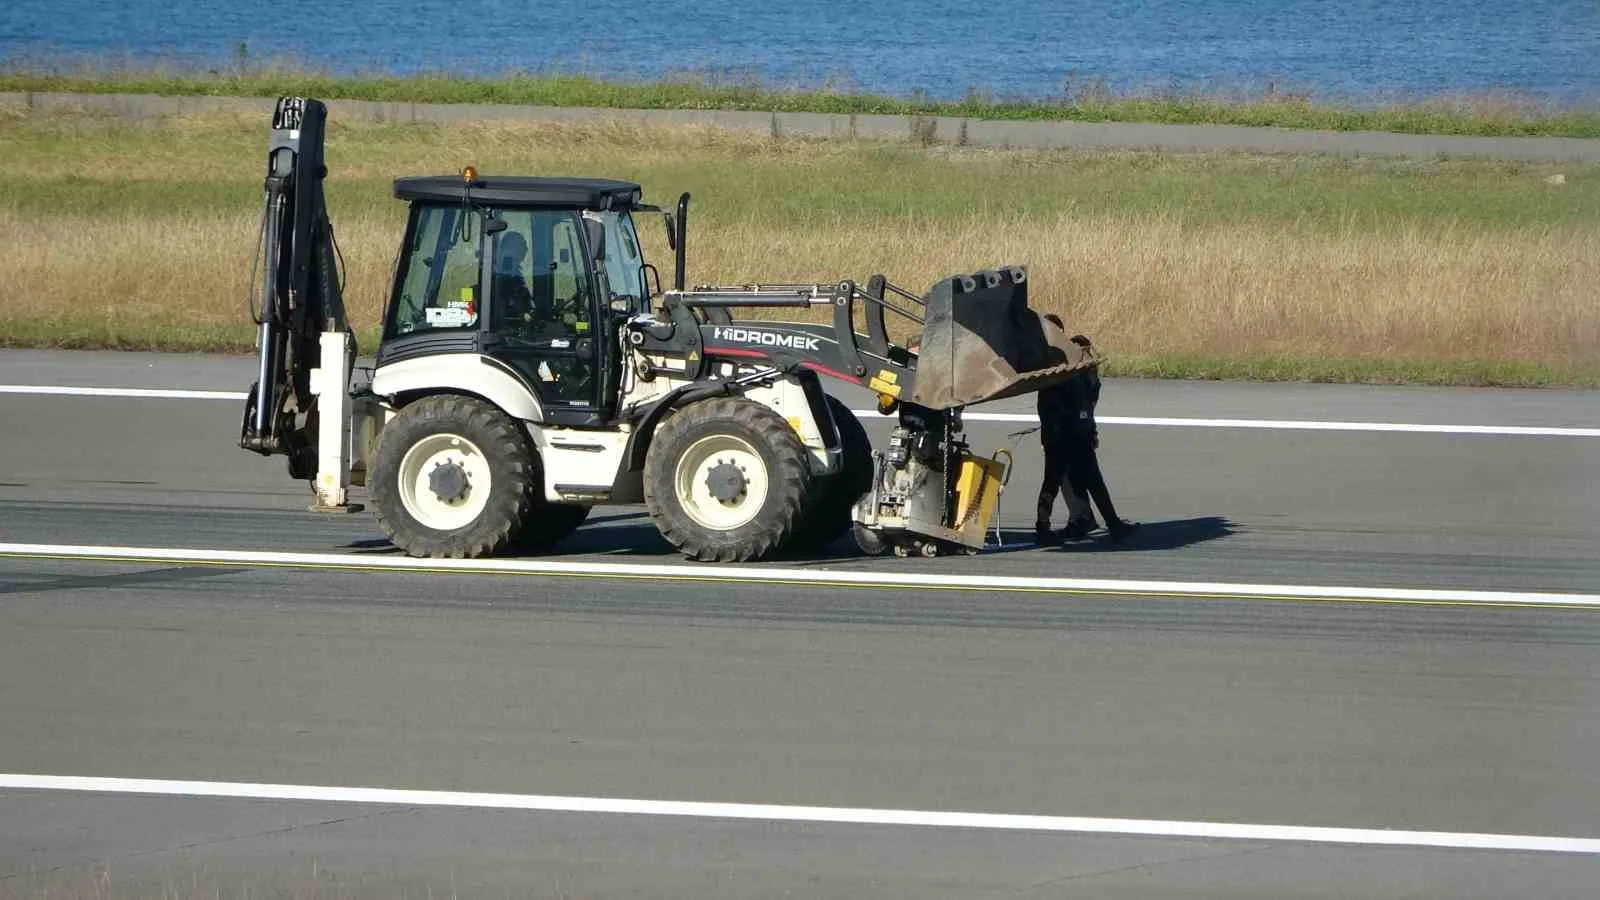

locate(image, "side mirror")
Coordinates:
641 263 661 300
584 218 606 261
484 217 508 236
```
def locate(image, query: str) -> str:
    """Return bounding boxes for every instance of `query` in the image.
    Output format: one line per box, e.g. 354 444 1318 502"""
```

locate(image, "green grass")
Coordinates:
4 60 1600 138
2 113 1595 232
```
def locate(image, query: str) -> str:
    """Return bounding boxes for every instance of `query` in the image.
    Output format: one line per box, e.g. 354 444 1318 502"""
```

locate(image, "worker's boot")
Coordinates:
1035 523 1063 547
1060 517 1096 541
1106 518 1141 542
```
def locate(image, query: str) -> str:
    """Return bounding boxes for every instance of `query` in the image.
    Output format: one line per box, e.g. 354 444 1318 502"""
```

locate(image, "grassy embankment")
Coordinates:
1 105 1596 385
5 64 1600 138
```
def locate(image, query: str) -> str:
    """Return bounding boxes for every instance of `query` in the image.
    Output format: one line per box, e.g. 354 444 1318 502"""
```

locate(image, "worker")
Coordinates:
1058 332 1138 542
492 231 537 326
1033 315 1093 545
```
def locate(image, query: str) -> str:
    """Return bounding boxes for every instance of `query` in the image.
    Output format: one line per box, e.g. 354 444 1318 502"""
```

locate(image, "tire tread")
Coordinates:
643 396 811 562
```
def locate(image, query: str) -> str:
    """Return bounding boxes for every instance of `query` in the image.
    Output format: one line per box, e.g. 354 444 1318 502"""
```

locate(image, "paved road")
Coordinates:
9 91 1600 162
2 350 1598 897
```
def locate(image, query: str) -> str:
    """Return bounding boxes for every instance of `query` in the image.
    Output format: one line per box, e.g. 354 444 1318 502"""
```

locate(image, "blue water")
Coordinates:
1 0 1596 105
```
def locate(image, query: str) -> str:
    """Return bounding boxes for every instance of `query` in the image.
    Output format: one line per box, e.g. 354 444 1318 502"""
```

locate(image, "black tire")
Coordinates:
643 396 812 562
788 395 875 553
369 394 538 559
508 501 591 553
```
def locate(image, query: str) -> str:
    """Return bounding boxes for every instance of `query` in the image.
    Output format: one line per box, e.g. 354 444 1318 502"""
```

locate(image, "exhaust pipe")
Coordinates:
674 192 689 291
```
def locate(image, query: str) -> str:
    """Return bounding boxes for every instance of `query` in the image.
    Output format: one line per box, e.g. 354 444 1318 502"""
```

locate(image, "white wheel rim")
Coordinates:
396 432 493 531
673 434 770 532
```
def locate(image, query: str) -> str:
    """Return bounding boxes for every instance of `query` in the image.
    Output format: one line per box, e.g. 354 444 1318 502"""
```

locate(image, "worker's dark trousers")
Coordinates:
1036 439 1076 529
1061 438 1122 527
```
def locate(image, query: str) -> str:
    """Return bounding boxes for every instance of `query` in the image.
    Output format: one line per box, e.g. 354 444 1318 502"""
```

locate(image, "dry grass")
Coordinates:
2 108 1597 383
709 216 1600 367
5 209 1594 371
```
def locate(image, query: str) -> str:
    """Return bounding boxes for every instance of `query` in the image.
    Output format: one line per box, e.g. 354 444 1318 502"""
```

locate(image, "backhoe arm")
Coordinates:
239 97 353 478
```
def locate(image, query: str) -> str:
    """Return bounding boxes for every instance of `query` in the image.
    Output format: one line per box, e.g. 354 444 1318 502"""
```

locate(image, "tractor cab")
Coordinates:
380 173 661 425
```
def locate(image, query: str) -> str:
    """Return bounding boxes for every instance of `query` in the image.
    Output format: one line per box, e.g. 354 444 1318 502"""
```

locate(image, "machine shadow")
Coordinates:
348 512 1234 561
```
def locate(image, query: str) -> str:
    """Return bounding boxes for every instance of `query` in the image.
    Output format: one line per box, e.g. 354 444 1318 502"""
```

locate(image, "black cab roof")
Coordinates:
393 175 645 210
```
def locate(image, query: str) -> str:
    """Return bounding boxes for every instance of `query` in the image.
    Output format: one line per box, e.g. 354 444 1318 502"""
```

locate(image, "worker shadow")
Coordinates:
1044 515 1237 552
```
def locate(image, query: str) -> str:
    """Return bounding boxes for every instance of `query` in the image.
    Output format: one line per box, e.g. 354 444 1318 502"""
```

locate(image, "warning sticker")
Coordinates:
426 306 474 328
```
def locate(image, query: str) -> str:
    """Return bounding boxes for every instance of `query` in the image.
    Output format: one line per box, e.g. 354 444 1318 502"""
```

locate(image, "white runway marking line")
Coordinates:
3 542 1598 610
965 412 1600 438
0 385 248 401
2 774 1596 855
2 383 1596 437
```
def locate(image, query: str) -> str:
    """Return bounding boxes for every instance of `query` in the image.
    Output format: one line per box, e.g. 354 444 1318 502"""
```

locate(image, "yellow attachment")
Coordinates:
954 453 1008 530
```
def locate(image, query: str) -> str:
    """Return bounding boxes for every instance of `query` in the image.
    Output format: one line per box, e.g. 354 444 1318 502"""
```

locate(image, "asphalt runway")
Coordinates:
2 350 1598 897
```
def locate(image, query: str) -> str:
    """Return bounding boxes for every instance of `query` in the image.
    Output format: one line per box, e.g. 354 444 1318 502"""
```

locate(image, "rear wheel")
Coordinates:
788 395 874 553
644 396 812 562
369 395 537 558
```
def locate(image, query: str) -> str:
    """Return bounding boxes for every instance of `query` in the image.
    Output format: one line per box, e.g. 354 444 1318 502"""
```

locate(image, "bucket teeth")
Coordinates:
907 265 1096 410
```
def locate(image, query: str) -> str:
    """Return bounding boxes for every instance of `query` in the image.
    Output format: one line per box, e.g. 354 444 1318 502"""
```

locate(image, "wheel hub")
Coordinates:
705 460 747 504
427 460 471 503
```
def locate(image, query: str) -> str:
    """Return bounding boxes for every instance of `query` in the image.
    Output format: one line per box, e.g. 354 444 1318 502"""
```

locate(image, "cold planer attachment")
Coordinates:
850 266 1100 556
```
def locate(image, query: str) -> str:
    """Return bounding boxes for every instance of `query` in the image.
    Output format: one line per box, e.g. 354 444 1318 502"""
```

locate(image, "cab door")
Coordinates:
483 209 605 421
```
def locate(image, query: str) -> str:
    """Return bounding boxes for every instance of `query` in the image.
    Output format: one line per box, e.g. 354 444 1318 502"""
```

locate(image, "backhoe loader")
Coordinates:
239 97 1098 561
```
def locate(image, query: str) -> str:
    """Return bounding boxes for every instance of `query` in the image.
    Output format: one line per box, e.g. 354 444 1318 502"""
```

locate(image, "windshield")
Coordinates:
599 211 648 312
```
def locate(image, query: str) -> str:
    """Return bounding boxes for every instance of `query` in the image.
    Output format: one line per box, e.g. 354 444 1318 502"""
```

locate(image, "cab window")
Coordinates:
388 205 481 336
489 209 594 342
599 211 647 312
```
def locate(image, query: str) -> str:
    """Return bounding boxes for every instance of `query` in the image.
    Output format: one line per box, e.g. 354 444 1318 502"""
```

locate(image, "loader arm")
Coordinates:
632 265 1095 411
239 96 354 480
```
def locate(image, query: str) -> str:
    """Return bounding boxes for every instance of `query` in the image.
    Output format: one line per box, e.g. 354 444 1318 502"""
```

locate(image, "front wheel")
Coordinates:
369 395 538 558
643 396 812 562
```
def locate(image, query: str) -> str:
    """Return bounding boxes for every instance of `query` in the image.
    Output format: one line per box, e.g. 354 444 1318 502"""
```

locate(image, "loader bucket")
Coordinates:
907 266 1098 409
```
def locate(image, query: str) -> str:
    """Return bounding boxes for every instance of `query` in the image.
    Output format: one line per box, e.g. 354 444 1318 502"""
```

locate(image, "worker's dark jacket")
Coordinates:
1037 370 1099 447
